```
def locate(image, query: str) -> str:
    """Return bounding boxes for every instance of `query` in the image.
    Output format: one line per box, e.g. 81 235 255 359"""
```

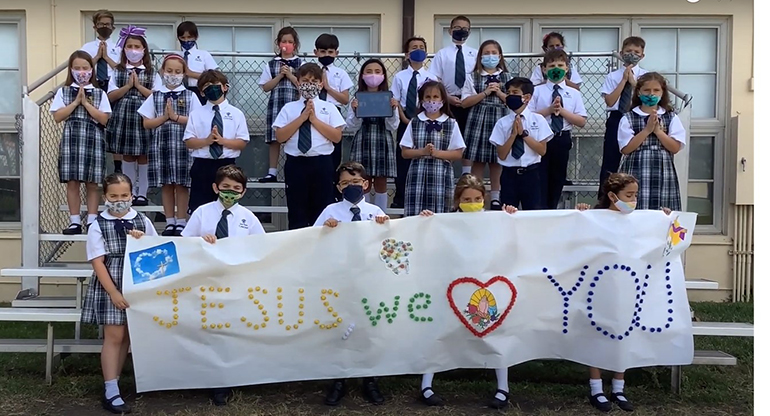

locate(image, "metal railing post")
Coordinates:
20 89 41 292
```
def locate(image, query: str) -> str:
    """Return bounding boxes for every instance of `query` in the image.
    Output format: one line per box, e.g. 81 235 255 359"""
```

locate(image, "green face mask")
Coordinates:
546 67 567 82
217 189 242 207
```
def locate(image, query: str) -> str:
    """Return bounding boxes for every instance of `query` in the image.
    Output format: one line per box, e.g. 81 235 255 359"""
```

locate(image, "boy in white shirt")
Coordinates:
183 70 250 215
489 77 554 210
315 162 390 227
598 36 648 188
273 63 346 229
530 49 588 209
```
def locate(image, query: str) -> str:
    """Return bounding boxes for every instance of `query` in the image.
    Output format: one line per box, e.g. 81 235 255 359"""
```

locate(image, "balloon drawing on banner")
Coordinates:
379 238 414 275
447 276 518 337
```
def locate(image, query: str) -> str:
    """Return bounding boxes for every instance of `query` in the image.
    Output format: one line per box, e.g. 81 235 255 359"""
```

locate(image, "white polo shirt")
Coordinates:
272 96 346 157
391 67 438 109
399 113 466 151
183 201 265 238
86 209 157 261
319 64 354 107
182 99 250 159
137 84 202 119
460 69 503 100
80 38 122 81
617 106 687 151
50 83 112 114
489 108 554 167
313 199 385 226
530 64 582 86
530 80 588 132
428 43 478 97
601 66 648 111
152 46 219 89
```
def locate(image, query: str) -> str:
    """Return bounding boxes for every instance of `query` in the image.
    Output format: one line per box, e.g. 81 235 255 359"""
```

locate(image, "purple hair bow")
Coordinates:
117 25 147 48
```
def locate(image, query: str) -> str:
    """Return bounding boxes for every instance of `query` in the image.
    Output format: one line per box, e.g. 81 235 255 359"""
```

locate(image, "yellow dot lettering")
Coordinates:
298 319 304 324
332 312 338 317
218 303 224 309
337 318 343 323
202 324 207 329
216 324 222 329
241 317 247 322
258 304 264 310
278 312 284 317
172 299 178 305
201 303 207 308
299 311 305 316
277 303 283 308
153 316 159 321
172 289 177 294
285 325 291 331
201 295 206 301
173 307 178 312
151 290 180 329
277 287 283 293
299 296 305 301
200 287 206 292
264 317 269 322
293 324 299 330
262 289 268 294
159 320 165 325
299 288 304 293
225 288 230 293
332 323 338 328
334 292 339 297
249 294 254 300
225 323 230 328
261 323 266 328
318 288 342 328
248 288 254 293
209 286 215 292
172 293 178 299
202 317 207 323
209 324 216 329
253 325 259 330
321 289 328 295
209 302 216 308
255 286 261 292
277 295 283 301
156 291 162 296
164 290 170 295
321 295 327 301
314 320 320 325
217 288 223 292
173 314 179 320
327 307 333 312
247 322 253 327
201 310 206 316
262 310 267 316
172 321 178 326
323 301 329 307
185 287 191 292
279 319 284 325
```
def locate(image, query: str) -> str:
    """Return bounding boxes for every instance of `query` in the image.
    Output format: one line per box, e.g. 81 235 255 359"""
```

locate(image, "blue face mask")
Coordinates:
481 55 500 69
180 40 196 51
342 185 364 204
639 94 661 107
409 49 427 63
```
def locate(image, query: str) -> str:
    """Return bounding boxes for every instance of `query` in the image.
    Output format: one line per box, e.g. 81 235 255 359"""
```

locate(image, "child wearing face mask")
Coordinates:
617 72 685 211
599 36 648 189
138 54 202 236
347 59 400 211
258 27 303 183
107 26 155 208
459 40 511 209
52 50 112 235
400 81 466 216
82 172 155 414
531 32 583 89
315 162 390 227
418 174 516 409
273 63 346 229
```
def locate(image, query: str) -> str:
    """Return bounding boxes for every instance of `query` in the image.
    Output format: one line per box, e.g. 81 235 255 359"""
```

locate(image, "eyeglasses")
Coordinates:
451 25 471 31
338 178 365 187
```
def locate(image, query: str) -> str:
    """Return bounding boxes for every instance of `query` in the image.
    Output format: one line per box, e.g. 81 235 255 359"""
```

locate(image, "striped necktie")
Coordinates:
405 70 419 119
215 209 230 239
210 105 224 159
550 84 564 133
350 206 362 222
319 66 329 101
454 45 465 90
618 82 633 112
183 50 190 88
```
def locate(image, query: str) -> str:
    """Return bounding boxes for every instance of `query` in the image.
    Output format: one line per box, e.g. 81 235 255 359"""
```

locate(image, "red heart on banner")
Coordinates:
446 276 517 338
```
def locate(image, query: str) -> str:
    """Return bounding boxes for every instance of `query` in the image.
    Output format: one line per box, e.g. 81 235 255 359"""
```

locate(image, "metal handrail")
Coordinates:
150 50 625 59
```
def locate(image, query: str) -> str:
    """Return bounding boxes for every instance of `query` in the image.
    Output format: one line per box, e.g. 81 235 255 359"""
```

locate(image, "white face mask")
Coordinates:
163 74 184 88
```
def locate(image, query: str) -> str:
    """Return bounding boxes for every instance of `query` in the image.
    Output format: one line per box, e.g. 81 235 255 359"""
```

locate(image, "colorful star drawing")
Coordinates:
668 218 687 246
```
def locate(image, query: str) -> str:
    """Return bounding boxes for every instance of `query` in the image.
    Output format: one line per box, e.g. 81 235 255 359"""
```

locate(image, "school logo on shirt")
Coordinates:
239 219 249 229
320 107 329 116
563 91 572 99
195 56 203 62
224 112 233 120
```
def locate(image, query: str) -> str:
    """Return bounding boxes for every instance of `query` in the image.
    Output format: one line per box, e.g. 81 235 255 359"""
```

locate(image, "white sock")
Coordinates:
87 214 97 224
495 368 509 400
590 379 608 402
69 215 80 225
462 166 472 174
268 168 278 176
374 192 388 212
612 378 625 394
166 217 176 226
490 190 500 201
137 164 149 197
122 161 137 195
176 218 187 227
421 373 434 398
104 379 124 405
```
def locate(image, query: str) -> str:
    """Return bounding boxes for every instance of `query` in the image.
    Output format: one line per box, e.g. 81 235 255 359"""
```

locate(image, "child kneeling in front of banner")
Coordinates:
314 161 388 405
419 174 516 408
82 172 156 414
576 172 671 412
181 164 265 405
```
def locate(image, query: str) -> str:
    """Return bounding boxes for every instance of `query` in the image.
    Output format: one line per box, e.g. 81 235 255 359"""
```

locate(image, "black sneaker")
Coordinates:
589 393 612 412
62 224 82 235
420 387 444 406
611 392 634 412
258 174 278 183
161 225 176 236
490 200 502 211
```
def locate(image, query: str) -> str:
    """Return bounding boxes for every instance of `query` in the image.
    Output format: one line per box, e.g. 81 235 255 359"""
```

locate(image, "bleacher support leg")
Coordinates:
670 366 682 394
45 322 54 385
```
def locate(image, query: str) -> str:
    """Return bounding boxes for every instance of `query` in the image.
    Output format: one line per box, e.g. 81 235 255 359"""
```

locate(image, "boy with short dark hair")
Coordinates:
273 63 346 229
183 70 250 215
315 162 390 227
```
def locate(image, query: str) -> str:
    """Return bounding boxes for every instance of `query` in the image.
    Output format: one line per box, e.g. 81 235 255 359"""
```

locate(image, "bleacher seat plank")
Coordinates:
691 350 737 366
0 308 81 322
1 268 92 278
11 296 77 308
0 338 103 354
691 322 754 337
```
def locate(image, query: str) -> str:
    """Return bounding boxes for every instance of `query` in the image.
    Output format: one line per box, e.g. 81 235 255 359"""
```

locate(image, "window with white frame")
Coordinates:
0 16 22 223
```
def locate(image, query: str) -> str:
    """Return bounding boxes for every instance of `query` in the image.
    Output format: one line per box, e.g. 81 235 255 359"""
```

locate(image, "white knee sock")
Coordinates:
374 192 388 212
176 217 187 227
421 373 434 397
490 190 500 201
87 214 97 225
104 379 124 405
612 378 625 394
268 168 278 176
137 164 149 198
122 161 137 195
495 367 509 400
590 379 607 402
69 215 81 225
462 166 471 174
166 217 176 227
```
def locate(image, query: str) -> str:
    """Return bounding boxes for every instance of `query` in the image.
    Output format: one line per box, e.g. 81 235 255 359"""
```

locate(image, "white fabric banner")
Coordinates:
124 210 696 393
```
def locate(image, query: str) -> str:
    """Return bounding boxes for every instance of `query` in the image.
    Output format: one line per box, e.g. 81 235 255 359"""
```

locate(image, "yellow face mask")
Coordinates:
459 202 484 212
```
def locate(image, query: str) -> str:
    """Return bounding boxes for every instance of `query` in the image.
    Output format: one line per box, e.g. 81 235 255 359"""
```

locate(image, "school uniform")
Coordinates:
272 96 346 229
428 44 477 134
399 113 466 216
183 99 250 214
80 38 121 92
153 45 218 104
530 63 582 86
320 63 355 170
106 65 155 156
50 83 112 184
390 67 438 207
618 106 686 211
81 209 156 326
489 109 553 210
346 100 400 178
461 70 511 163
530 80 587 209
599 65 648 187
138 84 202 188
314 199 385 226
182 201 265 238
259 56 303 144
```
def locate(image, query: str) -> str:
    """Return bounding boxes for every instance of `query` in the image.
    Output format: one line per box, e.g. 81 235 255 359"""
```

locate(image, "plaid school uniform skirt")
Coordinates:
618 111 682 211
404 119 455 216
58 87 106 184
265 59 301 144
81 213 148 326
350 118 397 178
148 90 194 187
464 72 510 163
106 68 154 156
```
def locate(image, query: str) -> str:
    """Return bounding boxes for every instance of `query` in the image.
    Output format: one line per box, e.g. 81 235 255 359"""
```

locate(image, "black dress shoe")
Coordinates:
490 200 503 211
211 387 231 406
324 380 346 406
258 174 278 183
132 196 149 206
62 224 83 235
102 395 131 414
589 393 613 412
488 389 509 409
611 392 634 412
420 387 444 406
161 225 176 236
174 225 185 237
362 379 384 405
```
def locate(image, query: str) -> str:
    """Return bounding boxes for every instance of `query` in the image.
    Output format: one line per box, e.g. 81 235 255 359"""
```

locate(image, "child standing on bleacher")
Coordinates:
138 54 202 236
530 32 582 90
53 50 112 235
82 172 155 414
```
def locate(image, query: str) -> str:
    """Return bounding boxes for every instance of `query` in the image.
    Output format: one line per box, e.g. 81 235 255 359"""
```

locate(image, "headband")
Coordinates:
163 54 185 65
117 25 147 48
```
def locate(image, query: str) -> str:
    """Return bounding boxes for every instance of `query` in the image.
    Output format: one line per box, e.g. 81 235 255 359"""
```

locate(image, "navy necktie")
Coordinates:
97 58 108 82
512 134 526 160
215 209 230 239
618 81 633 113
183 50 190 88
319 66 329 101
298 102 312 154
551 84 564 133
210 105 224 159
350 206 362 222
454 45 465 90
405 70 419 119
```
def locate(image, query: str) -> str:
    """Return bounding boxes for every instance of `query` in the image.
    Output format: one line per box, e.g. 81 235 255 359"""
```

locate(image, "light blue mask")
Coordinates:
481 55 500 69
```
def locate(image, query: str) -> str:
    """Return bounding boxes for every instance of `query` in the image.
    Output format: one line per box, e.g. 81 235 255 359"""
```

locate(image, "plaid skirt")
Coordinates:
265 86 299 144
58 118 106 183
81 255 127 325
464 102 506 163
619 144 682 211
404 157 454 216
106 93 152 156
149 122 192 187
350 119 397 178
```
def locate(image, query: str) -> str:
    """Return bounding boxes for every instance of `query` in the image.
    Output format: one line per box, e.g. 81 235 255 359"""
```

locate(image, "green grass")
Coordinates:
0 301 753 415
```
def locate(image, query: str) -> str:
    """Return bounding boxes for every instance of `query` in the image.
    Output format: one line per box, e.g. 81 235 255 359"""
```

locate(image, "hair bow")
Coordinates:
485 75 501 85
114 219 135 235
117 25 147 48
164 91 179 101
426 120 442 133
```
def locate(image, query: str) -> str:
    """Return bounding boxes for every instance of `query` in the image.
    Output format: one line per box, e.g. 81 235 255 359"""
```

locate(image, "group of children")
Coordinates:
67 10 686 415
